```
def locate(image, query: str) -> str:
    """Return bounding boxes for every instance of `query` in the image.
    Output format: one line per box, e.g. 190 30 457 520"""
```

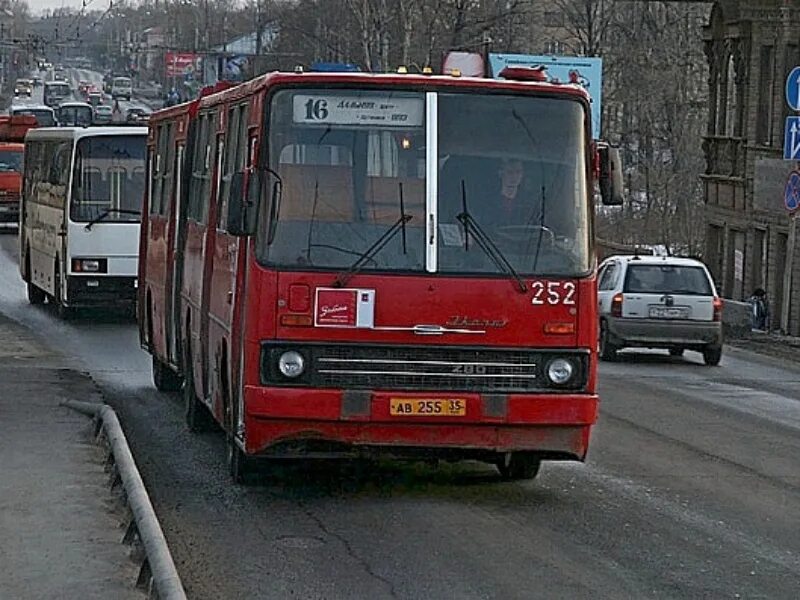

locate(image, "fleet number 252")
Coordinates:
531 281 576 305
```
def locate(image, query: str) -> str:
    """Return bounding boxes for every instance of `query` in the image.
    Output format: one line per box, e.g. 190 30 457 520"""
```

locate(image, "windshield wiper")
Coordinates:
333 184 412 288
457 181 527 294
84 208 140 231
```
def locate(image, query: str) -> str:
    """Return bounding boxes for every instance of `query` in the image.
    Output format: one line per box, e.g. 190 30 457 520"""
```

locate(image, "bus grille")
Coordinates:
262 343 587 393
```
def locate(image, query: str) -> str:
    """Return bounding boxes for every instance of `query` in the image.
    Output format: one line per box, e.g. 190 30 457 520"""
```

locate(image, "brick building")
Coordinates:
703 0 800 333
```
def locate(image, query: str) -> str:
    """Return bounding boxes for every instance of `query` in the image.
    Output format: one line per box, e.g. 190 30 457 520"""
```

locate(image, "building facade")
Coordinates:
703 0 800 333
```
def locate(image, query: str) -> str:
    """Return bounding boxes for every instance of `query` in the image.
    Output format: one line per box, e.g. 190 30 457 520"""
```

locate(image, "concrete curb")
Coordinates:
62 400 187 600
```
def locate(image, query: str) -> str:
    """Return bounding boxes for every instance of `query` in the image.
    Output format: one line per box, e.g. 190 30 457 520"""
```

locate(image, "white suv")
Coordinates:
597 255 723 365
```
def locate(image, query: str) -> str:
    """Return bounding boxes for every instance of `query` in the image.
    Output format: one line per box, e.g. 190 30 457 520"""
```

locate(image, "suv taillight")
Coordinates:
713 297 723 322
611 293 623 317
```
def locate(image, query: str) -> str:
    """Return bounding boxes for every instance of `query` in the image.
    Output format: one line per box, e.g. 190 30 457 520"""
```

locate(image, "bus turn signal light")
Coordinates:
280 315 313 327
544 322 575 335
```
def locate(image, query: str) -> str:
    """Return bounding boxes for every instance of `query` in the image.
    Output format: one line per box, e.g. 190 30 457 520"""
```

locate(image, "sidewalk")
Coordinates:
0 313 141 599
727 329 800 363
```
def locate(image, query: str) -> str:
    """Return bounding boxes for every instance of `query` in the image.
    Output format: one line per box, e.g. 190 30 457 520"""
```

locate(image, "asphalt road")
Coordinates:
0 232 798 599
9 67 157 117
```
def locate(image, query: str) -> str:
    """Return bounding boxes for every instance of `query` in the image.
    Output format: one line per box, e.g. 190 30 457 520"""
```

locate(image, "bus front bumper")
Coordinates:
242 387 598 461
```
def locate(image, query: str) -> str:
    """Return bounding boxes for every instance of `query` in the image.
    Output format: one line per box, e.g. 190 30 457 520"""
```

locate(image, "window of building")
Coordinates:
543 11 564 28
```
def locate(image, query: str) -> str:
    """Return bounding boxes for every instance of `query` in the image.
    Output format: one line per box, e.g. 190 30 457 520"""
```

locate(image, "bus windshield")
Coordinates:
58 105 93 127
262 88 590 277
71 135 146 223
13 108 55 127
0 149 23 172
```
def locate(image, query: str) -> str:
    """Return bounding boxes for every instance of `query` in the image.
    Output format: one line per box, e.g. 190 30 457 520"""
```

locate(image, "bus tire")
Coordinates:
495 452 541 481
152 355 182 392
25 254 45 305
183 345 213 432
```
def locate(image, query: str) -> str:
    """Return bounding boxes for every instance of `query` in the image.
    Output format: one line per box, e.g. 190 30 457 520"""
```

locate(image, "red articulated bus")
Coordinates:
139 68 623 483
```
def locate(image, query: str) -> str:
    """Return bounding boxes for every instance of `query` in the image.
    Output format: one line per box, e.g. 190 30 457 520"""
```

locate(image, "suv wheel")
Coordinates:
702 344 722 366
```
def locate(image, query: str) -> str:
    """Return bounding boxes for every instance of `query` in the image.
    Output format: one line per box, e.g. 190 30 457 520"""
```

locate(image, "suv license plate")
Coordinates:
649 306 689 319
389 398 466 417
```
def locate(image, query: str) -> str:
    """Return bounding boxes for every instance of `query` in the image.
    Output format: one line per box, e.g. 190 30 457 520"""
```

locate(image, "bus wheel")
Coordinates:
183 349 213 432
152 355 183 392
495 453 541 481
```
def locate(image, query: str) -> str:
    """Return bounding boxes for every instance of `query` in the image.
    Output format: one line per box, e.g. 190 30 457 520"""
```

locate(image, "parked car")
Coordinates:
597 254 723 365
93 105 113 124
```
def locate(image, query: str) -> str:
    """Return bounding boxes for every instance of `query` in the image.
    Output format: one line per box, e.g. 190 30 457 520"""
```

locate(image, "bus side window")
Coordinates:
188 112 216 224
219 104 248 231
150 124 165 215
160 123 175 217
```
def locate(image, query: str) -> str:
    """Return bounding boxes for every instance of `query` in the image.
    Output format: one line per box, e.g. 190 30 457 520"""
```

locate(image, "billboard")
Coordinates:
488 54 603 137
165 52 201 78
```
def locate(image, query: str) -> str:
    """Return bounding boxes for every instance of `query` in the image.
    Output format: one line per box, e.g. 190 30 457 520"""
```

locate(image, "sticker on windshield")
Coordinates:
293 95 424 128
438 223 465 247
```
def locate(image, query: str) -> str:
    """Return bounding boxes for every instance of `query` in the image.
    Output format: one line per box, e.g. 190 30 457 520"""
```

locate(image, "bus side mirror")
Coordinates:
598 144 624 206
227 171 257 236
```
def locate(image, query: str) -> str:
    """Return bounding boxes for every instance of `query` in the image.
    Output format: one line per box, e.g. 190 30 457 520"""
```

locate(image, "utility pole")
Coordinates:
781 212 797 333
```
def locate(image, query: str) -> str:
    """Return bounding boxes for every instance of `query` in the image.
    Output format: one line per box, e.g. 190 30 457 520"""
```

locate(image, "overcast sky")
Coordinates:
31 0 112 15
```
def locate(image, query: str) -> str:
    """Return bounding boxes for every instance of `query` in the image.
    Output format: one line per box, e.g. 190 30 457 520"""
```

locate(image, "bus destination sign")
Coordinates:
293 94 424 127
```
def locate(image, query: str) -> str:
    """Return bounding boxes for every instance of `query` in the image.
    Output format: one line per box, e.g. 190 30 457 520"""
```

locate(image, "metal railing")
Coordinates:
62 400 187 600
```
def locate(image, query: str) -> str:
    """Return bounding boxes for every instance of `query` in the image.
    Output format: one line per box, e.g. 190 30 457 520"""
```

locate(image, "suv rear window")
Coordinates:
624 264 712 296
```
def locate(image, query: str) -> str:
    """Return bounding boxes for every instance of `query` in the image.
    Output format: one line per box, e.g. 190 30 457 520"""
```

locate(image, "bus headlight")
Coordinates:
278 351 305 378
546 358 575 385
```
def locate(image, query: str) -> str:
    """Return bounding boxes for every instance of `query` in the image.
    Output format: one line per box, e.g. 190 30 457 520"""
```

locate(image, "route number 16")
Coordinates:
305 99 329 120
531 281 576 305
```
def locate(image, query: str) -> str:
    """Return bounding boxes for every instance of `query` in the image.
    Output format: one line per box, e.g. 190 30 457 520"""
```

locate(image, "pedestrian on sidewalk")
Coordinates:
749 287 769 332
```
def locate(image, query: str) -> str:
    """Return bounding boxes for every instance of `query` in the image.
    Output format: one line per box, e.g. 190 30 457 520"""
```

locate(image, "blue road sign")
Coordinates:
786 66 800 111
785 171 800 212
784 117 800 160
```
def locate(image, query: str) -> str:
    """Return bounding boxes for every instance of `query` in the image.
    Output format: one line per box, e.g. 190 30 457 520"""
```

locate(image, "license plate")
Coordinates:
389 398 467 417
649 306 689 319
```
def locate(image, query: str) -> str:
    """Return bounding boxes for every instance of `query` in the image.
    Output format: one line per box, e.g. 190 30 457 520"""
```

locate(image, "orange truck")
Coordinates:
0 115 37 223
